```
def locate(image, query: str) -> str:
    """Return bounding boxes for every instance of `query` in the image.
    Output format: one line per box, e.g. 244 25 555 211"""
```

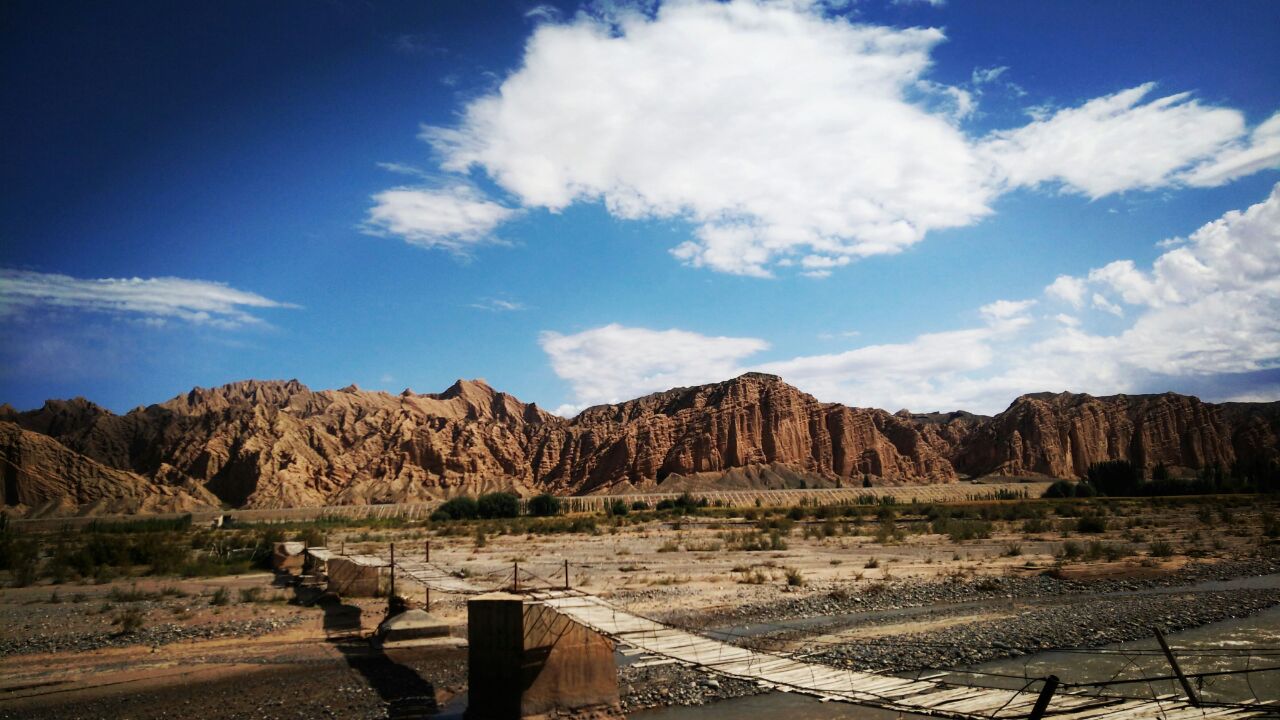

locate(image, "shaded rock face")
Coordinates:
948 392 1276 479
2 375 1278 512
0 421 217 514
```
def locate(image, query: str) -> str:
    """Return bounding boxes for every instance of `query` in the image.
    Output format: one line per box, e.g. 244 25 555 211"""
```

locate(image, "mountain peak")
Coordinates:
439 378 496 400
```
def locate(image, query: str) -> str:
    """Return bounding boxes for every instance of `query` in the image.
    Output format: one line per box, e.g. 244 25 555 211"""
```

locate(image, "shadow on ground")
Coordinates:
312 589 441 719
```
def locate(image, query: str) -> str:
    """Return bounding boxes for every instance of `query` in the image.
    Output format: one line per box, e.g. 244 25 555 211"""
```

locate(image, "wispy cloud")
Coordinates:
525 4 561 22
0 269 297 328
980 84 1250 198
376 161 431 179
391 33 445 57
469 297 526 312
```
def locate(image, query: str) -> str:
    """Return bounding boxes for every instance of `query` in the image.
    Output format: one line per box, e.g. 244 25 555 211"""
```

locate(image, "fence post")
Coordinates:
514 561 520 593
1027 675 1059 720
1153 626 1199 707
389 543 396 604
565 559 570 590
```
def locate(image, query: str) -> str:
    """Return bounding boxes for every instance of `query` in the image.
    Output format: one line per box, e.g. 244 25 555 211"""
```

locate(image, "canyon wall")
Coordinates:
2 374 1276 513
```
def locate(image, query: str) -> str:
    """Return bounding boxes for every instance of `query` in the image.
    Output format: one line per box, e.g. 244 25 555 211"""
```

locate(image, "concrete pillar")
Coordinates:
467 592 620 720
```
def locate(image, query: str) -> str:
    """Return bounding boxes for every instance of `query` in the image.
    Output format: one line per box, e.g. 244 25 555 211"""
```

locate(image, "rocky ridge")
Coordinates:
1 374 1277 513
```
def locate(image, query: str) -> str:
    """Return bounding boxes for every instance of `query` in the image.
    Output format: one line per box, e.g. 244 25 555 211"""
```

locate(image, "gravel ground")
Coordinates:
802 588 1280 672
619 662 763 712
0 614 305 656
617 555 1280 707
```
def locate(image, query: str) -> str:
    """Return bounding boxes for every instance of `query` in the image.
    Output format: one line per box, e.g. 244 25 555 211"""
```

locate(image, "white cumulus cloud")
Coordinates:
363 185 519 253
540 323 769 415
425 0 993 276
0 269 295 328
541 184 1280 413
1045 274 1087 308
374 0 1279 277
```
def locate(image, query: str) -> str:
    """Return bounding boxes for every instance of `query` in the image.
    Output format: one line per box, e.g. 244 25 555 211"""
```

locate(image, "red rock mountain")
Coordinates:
948 392 1278 479
1 374 1277 513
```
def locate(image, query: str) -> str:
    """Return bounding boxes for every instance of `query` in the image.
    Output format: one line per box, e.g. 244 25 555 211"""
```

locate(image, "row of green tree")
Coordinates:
428 490 713 521
1044 457 1280 498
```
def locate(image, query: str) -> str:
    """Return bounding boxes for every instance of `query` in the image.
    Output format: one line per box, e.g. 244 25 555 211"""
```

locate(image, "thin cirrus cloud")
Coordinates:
369 0 1280 277
0 268 295 328
469 297 526 312
542 183 1280 415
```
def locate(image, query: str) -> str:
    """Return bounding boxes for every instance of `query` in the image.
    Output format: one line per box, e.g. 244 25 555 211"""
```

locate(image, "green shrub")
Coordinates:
6 537 39 587
785 567 805 586
931 517 992 542
1076 515 1108 534
433 496 480 521
113 608 146 634
1087 460 1141 496
477 492 520 519
1043 480 1075 498
527 493 562 517
296 527 326 548
607 500 629 517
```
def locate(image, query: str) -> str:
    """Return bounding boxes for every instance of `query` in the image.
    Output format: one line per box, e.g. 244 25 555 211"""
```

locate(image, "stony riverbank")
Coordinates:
0 614 304 656
617 555 1280 708
802 588 1280 672
619 661 764 711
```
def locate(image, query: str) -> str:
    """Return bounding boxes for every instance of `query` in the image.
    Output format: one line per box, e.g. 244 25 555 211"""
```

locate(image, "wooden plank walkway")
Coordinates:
525 590 1271 720
392 558 495 595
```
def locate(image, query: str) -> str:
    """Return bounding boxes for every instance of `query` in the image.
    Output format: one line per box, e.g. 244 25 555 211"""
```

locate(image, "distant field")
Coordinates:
10 481 1050 531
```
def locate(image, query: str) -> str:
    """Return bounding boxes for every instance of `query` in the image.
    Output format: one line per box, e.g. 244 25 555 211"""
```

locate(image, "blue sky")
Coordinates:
2 0 1278 416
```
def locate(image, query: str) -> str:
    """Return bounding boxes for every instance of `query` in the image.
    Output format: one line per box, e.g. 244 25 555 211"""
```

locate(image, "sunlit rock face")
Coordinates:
2 375 1276 511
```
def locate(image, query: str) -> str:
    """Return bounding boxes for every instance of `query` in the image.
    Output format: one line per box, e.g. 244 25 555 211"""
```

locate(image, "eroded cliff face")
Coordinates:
4 379 562 509
543 373 957 493
1 374 957 510
0 421 217 515
2 375 1277 513
950 392 1253 478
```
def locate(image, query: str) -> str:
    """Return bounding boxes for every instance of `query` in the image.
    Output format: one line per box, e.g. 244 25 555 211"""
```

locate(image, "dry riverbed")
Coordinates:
3 494 1280 717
